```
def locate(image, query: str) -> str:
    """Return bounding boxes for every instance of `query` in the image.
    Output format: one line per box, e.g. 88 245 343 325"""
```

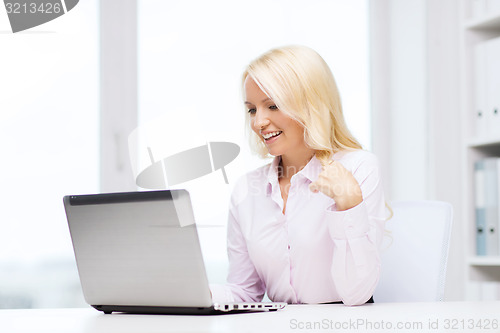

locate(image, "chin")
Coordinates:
266 148 282 157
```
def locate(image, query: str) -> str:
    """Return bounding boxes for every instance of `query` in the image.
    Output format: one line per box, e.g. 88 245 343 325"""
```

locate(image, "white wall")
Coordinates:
370 0 464 300
371 0 428 201
426 0 463 302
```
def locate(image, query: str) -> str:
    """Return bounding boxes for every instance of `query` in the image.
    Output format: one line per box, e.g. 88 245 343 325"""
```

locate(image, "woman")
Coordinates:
210 45 386 306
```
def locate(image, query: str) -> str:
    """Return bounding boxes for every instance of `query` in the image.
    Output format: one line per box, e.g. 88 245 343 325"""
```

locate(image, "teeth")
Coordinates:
262 131 282 139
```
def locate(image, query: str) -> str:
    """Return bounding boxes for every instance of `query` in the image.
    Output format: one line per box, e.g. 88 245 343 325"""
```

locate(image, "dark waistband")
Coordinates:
321 295 374 305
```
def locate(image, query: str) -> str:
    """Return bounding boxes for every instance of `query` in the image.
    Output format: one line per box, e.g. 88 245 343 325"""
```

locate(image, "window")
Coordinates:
0 0 98 308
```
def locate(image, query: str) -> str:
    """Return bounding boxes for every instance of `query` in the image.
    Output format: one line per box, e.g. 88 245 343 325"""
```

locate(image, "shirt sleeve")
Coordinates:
209 186 266 304
325 153 386 306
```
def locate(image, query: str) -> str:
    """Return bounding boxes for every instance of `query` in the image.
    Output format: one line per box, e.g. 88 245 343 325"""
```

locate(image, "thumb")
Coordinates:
309 182 319 193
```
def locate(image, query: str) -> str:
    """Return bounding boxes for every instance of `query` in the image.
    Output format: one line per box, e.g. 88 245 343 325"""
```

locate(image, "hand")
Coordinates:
309 160 363 211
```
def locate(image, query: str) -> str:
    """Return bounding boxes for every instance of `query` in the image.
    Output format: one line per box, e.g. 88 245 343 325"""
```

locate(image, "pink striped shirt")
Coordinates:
210 149 386 306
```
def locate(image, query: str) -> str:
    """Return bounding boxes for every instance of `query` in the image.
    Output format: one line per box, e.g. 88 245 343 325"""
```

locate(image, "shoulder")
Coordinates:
334 149 381 179
335 149 379 169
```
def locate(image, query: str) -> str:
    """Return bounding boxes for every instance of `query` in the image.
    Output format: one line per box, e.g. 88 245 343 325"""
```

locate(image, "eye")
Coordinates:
269 105 278 110
247 108 256 115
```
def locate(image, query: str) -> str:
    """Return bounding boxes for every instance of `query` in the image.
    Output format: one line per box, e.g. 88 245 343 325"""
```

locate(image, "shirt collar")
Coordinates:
299 155 323 182
266 156 281 196
265 155 324 196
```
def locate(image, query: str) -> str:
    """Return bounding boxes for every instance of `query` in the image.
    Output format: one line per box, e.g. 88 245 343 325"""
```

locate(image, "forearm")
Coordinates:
327 201 385 305
330 235 381 305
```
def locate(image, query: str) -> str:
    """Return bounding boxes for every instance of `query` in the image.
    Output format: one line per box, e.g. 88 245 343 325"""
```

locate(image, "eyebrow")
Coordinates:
244 98 272 105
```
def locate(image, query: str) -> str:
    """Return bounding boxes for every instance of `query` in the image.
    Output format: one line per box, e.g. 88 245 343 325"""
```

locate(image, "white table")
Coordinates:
1 301 499 333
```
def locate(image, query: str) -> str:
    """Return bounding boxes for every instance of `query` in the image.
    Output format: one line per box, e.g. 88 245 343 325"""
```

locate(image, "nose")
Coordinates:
253 108 270 130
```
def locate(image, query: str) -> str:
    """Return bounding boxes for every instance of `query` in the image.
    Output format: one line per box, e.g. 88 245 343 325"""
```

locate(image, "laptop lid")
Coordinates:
63 190 214 310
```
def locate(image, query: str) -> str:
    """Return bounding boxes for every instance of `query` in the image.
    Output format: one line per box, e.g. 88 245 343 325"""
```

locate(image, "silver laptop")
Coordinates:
63 189 286 314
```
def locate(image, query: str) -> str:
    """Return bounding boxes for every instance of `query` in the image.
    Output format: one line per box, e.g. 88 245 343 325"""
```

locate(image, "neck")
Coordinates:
279 148 316 180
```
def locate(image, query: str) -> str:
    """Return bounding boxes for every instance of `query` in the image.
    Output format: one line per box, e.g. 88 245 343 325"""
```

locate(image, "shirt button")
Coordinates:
288 245 291 250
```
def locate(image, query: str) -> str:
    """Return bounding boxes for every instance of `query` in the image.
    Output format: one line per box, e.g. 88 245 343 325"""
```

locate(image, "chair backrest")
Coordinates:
373 200 453 302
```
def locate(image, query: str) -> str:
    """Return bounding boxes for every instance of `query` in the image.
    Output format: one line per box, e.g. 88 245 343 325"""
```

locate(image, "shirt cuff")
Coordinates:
209 283 235 304
326 201 370 239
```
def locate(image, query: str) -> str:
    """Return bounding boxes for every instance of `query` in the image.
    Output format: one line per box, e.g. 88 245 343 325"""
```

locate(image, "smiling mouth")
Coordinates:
262 131 282 141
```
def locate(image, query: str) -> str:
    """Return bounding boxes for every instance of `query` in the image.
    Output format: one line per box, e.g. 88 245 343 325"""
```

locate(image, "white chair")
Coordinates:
373 200 453 302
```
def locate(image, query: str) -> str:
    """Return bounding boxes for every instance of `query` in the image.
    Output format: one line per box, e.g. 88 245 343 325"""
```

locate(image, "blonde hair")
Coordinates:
242 45 362 165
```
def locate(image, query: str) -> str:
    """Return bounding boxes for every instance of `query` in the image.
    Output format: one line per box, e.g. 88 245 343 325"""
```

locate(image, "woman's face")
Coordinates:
244 76 306 158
